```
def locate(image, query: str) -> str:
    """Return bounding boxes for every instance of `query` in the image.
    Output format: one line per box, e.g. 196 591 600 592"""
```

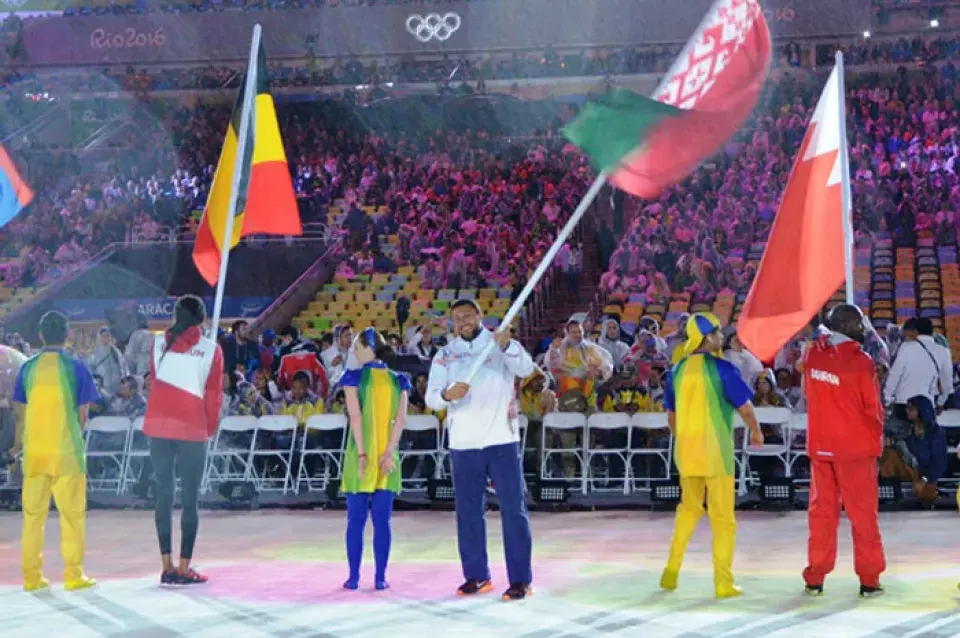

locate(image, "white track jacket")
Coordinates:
426 328 535 451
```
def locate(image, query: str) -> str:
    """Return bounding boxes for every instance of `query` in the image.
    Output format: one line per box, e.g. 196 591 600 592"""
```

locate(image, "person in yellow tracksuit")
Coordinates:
660 313 763 599
13 311 100 592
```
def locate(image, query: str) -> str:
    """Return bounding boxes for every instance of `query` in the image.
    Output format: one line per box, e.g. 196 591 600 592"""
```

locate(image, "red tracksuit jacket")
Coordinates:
803 334 883 460
144 326 224 442
276 346 329 397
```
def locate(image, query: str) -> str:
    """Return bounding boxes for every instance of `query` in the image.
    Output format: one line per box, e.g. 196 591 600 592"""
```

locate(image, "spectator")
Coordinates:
518 367 557 422
108 375 147 419
231 381 275 417
281 371 324 427
597 318 630 368
87 327 127 395
724 332 763 389
546 319 613 413
251 367 283 409
222 320 261 375
274 326 329 397
124 316 153 377
915 318 955 412
321 323 356 387
884 318 942 415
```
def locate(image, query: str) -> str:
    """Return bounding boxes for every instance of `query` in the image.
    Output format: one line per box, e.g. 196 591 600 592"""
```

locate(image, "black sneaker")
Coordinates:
457 579 493 596
859 584 884 598
160 570 180 586
804 584 823 597
175 568 208 585
502 583 532 601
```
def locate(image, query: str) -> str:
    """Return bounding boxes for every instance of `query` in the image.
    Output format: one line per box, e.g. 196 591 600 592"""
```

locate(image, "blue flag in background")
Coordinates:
0 143 32 228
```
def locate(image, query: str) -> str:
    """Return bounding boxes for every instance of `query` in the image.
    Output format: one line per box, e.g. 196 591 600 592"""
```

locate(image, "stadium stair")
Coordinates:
529 227 603 345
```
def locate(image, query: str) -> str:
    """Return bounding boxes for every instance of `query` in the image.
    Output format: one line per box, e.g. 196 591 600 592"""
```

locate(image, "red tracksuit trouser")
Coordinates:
804 457 885 588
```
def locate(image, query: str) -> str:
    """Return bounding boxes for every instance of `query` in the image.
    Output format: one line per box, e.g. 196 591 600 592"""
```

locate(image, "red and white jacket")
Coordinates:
276 341 329 397
144 326 224 442
803 332 883 461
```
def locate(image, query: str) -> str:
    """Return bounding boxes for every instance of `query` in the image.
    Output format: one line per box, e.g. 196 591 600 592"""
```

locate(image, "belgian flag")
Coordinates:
192 42 301 286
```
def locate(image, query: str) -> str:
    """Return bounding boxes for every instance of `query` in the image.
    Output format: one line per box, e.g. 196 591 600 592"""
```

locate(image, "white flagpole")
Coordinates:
459 173 606 383
208 23 262 339
835 51 855 305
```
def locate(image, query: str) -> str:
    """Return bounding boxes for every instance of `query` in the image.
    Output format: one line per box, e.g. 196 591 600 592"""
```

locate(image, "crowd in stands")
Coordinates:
65 0 512 17
22 34 960 99
599 59 960 314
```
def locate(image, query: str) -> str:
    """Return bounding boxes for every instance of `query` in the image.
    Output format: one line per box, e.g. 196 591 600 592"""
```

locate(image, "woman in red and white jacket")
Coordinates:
143 295 223 586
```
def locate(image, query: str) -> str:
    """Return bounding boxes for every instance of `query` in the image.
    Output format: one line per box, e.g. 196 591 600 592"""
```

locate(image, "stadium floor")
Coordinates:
2 509 960 637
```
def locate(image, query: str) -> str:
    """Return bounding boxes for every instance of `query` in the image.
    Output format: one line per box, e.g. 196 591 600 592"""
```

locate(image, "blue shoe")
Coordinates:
375 580 389 591
343 578 359 590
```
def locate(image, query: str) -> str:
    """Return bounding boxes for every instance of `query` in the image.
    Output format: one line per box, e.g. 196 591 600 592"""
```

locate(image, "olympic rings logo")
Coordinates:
405 12 461 43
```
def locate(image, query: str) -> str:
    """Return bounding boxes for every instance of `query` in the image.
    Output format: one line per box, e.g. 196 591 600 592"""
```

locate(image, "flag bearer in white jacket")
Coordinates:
426 299 536 601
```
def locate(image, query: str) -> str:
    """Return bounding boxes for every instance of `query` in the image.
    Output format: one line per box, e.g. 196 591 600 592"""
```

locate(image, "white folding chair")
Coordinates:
249 415 299 495
121 417 151 493
517 414 529 459
399 414 442 489
939 410 960 488
743 407 792 483
732 418 749 496
84 416 132 494
787 412 809 482
541 412 587 494
628 412 672 490
202 415 257 493
586 412 632 494
297 414 347 493
939 410 960 453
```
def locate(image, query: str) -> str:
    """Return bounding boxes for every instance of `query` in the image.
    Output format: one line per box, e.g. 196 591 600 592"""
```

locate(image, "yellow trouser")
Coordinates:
665 475 736 590
22 474 87 583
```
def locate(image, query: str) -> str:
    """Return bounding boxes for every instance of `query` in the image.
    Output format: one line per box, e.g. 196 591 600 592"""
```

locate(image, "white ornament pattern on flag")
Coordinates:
654 0 761 110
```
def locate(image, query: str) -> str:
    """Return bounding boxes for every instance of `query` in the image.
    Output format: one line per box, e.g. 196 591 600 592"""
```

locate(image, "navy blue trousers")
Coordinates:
450 442 532 586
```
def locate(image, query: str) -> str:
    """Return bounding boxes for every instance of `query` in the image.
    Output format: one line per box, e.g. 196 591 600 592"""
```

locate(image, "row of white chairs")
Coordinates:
541 408 810 496
82 414 481 496
79 408 960 498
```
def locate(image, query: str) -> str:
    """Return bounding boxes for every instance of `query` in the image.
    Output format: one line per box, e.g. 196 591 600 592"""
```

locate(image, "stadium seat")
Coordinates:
297 414 348 493
741 407 792 484
399 414 442 491
85 416 132 494
628 413 672 489
585 413 632 494
249 416 299 495
203 416 258 493
541 412 587 495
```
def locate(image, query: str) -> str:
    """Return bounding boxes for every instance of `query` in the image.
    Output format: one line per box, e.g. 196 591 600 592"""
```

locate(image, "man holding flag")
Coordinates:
802 304 885 598
736 57 887 597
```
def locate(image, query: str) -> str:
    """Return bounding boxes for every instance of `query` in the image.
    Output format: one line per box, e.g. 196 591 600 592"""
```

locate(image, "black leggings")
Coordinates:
149 437 206 560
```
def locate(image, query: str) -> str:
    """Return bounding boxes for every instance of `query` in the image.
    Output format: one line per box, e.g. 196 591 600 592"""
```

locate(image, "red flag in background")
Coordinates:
737 63 849 362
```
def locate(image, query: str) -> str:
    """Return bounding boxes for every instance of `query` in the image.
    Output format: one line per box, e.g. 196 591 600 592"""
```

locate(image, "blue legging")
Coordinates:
345 490 395 586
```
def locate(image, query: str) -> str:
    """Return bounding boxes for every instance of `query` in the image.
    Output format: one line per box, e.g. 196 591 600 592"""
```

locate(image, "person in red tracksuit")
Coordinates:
801 304 885 598
144 295 224 586
274 326 329 397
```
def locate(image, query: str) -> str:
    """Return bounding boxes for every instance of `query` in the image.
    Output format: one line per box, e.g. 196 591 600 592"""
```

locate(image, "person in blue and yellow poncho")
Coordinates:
340 327 410 592
660 313 763 599
13 311 100 592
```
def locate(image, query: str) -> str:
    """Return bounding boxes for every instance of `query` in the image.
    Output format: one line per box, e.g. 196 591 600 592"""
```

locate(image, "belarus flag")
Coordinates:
737 63 850 362
563 0 771 199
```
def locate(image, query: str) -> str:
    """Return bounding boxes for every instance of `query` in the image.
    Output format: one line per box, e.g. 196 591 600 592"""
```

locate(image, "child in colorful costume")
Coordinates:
14 311 100 592
660 313 762 598
340 327 409 591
